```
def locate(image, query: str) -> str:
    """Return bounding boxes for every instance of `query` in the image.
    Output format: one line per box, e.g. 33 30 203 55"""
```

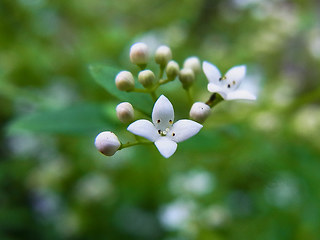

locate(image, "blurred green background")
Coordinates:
1 0 320 239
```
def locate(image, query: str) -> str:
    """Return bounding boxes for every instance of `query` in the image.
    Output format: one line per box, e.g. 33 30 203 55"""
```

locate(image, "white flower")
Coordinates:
203 61 256 101
127 95 202 158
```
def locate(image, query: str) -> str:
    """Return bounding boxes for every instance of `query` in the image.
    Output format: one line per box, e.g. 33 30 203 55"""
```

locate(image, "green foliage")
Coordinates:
89 64 153 114
1 0 320 239
7 103 117 135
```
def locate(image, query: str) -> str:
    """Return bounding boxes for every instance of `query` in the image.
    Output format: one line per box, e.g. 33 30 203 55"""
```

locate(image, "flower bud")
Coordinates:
116 102 134 123
138 70 155 88
165 60 179 80
95 131 121 156
179 68 195 89
130 42 149 66
189 102 211 123
115 71 135 91
183 56 201 74
155 45 172 67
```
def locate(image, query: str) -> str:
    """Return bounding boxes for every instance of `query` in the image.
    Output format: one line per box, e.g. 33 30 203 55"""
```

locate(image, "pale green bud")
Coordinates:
179 68 195 89
95 131 121 156
165 60 179 80
183 56 201 74
116 102 134 123
130 42 149 65
189 102 211 123
138 70 155 88
155 45 172 67
115 71 135 91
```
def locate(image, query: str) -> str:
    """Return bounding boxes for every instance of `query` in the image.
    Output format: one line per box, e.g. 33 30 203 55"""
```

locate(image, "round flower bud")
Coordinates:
115 71 135 91
179 68 195 89
183 56 201 74
130 42 149 66
155 45 172 67
165 60 179 80
116 102 134 123
189 102 211 123
95 131 121 156
138 70 155 88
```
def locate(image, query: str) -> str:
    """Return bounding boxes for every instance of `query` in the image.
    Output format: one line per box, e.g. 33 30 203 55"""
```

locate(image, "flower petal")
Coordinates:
152 95 174 131
127 119 159 142
225 90 256 101
225 65 246 85
168 120 202 143
154 137 177 158
203 61 221 85
207 83 228 99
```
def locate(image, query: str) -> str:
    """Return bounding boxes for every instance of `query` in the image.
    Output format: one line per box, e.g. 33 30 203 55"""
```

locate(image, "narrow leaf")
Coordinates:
7 103 117 136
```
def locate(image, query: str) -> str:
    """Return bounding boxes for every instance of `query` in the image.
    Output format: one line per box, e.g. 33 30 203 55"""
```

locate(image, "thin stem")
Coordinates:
159 66 165 79
185 88 194 106
159 78 171 85
130 78 172 96
119 140 153 150
150 91 158 102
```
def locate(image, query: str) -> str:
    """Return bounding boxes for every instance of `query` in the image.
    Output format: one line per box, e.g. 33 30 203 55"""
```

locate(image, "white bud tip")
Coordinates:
95 131 121 156
155 45 172 66
189 102 211 123
115 71 135 91
130 42 149 65
116 102 134 123
183 56 201 74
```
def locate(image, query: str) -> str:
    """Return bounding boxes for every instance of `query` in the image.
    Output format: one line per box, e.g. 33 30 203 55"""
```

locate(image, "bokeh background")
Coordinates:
1 0 320 239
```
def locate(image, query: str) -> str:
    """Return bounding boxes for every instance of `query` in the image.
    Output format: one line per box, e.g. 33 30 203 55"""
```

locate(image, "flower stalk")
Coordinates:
119 140 153 150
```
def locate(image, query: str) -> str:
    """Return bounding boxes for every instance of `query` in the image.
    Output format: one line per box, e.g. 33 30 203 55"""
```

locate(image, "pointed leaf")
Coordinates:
89 64 153 114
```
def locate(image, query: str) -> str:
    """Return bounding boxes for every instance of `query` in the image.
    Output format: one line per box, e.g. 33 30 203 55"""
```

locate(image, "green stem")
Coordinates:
150 91 158 102
206 93 224 108
185 88 194 106
119 140 153 150
159 66 165 79
159 78 171 85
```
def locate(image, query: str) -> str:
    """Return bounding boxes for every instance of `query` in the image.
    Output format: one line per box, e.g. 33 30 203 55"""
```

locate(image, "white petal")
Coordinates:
225 90 256 101
154 137 177 158
207 83 228 99
225 65 246 84
127 119 159 142
207 83 226 93
202 61 221 85
152 95 174 131
168 120 202 143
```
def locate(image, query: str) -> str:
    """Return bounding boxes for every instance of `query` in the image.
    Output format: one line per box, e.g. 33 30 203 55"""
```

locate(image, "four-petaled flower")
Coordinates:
203 61 256 101
127 95 203 158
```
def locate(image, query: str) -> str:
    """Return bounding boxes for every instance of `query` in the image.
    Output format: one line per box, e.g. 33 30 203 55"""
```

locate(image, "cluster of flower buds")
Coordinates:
95 42 257 158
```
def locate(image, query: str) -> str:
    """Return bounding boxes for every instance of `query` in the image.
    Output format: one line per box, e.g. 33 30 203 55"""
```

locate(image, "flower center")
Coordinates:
221 76 238 90
158 128 170 136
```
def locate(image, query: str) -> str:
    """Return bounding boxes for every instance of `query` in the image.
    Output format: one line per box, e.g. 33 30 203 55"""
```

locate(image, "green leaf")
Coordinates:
89 64 153 114
7 103 117 136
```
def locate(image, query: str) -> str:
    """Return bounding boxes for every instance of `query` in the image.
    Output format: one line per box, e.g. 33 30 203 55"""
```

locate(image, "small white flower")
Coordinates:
127 95 202 158
203 61 256 101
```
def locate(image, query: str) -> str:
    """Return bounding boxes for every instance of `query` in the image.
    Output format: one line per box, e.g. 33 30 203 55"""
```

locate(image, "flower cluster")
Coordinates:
95 42 256 158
